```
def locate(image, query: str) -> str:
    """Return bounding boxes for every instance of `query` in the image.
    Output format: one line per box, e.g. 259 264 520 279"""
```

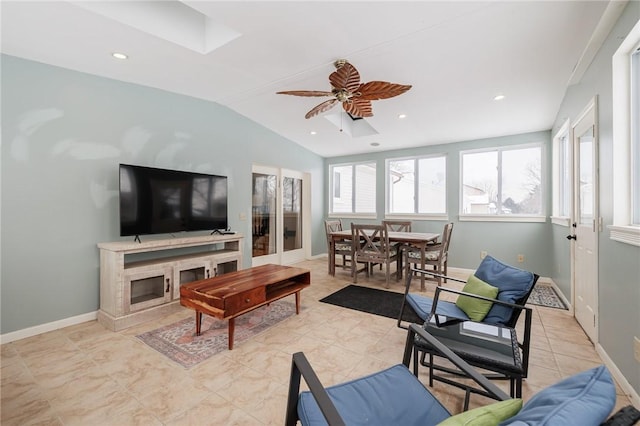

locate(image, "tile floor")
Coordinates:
1 259 633 425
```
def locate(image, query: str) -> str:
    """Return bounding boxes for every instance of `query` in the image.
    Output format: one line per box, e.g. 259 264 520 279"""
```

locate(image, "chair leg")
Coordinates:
385 262 390 289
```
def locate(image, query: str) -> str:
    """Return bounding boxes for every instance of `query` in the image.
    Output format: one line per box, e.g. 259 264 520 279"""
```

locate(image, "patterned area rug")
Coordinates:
528 284 567 310
137 300 296 368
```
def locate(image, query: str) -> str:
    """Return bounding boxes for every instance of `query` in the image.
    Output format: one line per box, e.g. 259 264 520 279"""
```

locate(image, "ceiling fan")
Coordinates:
277 59 412 119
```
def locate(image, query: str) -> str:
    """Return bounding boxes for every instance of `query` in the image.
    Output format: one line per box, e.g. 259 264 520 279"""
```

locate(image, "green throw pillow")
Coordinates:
455 275 499 322
437 398 522 426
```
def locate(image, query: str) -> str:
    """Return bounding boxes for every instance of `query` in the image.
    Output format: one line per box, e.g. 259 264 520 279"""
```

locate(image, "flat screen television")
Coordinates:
119 164 228 237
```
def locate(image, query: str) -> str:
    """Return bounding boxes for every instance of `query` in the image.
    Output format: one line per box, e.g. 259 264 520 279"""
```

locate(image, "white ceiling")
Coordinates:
0 1 622 157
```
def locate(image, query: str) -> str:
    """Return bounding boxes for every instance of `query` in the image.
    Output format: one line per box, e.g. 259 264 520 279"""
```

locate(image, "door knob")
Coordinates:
566 235 577 240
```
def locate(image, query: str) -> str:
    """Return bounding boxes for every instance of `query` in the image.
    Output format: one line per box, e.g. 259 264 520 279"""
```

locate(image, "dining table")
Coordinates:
328 229 440 289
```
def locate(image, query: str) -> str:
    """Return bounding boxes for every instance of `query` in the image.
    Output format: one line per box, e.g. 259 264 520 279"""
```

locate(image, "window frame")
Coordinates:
610 19 640 246
385 153 448 220
459 143 546 223
551 119 572 226
328 161 377 218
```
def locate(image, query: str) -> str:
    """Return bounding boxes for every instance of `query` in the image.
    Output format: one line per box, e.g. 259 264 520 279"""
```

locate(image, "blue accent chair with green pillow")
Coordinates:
285 324 620 426
397 255 539 399
398 255 539 330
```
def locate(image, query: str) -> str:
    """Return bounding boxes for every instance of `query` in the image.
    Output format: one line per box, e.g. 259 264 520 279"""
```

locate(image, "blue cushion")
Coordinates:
474 255 535 324
406 293 470 322
298 364 451 426
499 365 616 426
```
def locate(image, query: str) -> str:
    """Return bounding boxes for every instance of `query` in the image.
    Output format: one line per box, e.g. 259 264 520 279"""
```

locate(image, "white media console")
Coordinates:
97 234 244 331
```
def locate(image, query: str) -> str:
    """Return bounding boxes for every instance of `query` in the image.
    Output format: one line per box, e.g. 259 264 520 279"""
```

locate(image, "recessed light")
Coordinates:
310 131 317 135
493 94 505 101
398 114 407 119
112 52 128 60
370 142 380 147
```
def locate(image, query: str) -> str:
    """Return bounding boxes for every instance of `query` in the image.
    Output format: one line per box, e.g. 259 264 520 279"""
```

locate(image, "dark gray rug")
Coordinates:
528 284 567 310
319 285 422 323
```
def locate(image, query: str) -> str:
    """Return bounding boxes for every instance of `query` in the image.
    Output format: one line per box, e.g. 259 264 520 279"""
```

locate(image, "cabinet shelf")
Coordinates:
98 234 244 331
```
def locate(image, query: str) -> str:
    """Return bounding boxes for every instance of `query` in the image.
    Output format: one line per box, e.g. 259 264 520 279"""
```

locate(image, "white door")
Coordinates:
571 97 599 343
251 165 308 266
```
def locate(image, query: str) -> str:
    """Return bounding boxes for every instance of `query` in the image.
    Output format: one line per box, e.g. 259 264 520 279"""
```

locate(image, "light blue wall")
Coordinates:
550 2 640 393
326 130 553 276
0 55 326 334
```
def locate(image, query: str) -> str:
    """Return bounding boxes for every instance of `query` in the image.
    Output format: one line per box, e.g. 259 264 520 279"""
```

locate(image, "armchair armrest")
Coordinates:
285 324 510 426
409 266 467 284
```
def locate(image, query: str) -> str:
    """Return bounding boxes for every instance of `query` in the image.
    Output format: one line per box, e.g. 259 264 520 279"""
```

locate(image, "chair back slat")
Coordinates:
382 220 412 233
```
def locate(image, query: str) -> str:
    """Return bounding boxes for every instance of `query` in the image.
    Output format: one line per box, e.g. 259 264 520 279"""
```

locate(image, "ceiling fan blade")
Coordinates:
356 81 412 100
343 98 373 118
305 99 339 119
276 90 334 97
329 63 360 92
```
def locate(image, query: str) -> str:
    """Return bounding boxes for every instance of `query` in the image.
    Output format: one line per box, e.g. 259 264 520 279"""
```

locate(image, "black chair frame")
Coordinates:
398 267 537 404
285 323 510 426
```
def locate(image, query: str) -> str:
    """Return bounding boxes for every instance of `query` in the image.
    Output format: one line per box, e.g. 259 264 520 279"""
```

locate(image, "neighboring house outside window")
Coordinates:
386 154 447 218
329 162 376 216
460 144 545 222
611 20 640 246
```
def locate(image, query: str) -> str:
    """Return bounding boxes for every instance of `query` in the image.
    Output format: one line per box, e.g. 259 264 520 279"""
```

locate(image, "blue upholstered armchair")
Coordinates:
398 255 539 330
285 324 619 426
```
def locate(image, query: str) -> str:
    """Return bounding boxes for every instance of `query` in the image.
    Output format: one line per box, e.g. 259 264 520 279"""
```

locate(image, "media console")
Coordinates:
97 234 244 331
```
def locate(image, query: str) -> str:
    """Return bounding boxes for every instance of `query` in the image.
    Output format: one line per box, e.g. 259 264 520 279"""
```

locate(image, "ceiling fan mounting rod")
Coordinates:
334 59 348 69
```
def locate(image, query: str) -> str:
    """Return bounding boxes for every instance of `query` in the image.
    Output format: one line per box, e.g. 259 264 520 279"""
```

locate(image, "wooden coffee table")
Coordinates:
179 264 311 349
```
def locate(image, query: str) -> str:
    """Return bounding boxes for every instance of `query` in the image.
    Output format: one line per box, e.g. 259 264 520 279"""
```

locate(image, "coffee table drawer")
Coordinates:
225 287 266 316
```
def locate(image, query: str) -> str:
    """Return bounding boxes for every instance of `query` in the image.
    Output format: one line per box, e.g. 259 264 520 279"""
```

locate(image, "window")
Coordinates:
460 144 544 221
611 19 640 246
330 162 376 215
386 155 447 216
552 120 571 225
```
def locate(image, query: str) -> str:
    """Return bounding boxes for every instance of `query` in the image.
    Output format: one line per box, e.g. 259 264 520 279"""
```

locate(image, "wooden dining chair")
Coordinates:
383 220 412 280
405 222 454 287
351 223 398 288
324 219 352 272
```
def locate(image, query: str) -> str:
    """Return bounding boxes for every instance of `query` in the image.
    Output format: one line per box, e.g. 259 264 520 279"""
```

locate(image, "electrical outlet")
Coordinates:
480 251 487 259
517 254 524 263
239 212 247 221
634 336 640 363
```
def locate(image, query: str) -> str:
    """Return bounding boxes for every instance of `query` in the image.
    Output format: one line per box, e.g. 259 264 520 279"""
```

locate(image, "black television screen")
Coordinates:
119 164 228 237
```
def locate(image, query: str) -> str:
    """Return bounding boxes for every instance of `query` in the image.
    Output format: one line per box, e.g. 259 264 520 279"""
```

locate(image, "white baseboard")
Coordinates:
0 311 98 344
597 343 640 408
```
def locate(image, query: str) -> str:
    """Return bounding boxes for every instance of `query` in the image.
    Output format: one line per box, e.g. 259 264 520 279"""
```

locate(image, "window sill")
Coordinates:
551 216 571 226
328 213 377 220
608 225 640 247
459 214 547 223
384 213 449 221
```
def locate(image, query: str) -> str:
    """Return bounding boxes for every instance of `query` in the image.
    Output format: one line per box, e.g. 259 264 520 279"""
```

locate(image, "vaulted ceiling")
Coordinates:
1 1 624 157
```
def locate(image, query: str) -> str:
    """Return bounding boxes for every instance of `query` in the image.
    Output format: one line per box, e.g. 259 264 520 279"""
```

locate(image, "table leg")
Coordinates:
329 240 336 276
228 317 235 350
195 311 202 336
295 291 300 314
420 244 426 291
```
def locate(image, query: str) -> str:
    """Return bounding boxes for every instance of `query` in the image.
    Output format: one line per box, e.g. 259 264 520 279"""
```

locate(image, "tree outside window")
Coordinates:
461 145 543 216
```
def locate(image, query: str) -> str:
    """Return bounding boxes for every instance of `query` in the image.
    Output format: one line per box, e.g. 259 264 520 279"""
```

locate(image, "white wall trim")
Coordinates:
596 343 640 409
0 311 98 344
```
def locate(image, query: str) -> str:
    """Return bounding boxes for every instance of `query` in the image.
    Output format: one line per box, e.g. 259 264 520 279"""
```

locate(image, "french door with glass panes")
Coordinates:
251 166 308 266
